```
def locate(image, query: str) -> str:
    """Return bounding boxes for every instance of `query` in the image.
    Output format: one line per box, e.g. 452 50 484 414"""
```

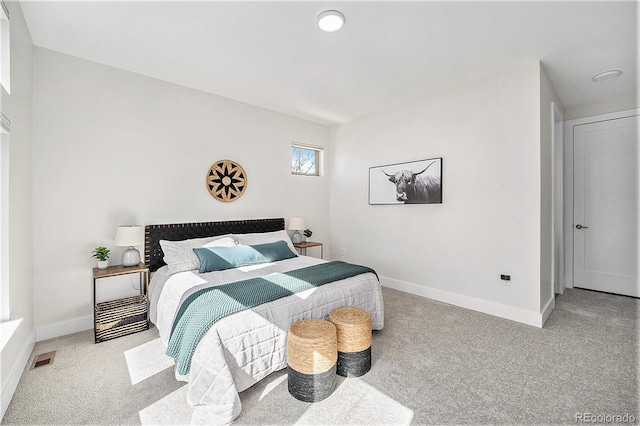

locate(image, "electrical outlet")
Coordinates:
341 248 347 255
500 274 511 281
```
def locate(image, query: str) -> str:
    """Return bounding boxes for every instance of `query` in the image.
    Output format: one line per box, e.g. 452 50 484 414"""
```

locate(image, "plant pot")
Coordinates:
305 237 311 243
97 260 109 270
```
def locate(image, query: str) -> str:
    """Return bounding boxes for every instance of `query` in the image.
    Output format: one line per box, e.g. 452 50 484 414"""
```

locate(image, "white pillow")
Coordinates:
160 234 238 275
234 230 297 254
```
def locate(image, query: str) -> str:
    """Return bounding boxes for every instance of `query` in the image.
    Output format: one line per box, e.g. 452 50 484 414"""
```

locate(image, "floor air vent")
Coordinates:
30 351 56 370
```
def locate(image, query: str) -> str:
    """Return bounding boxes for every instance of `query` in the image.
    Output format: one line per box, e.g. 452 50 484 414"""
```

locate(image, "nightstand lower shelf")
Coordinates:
95 295 149 343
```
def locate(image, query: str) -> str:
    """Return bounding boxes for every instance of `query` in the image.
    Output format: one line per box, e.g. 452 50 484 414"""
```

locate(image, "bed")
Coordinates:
145 218 384 425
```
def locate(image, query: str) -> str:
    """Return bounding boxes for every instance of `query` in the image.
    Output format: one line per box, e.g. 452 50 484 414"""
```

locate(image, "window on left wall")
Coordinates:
0 0 11 328
0 1 10 94
0 122 9 321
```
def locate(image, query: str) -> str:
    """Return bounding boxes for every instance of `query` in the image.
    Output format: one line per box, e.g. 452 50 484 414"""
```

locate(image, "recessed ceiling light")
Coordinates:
318 10 345 33
592 70 623 82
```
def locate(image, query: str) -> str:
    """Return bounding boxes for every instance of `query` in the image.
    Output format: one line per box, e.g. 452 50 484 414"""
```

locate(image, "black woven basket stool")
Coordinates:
287 319 337 402
329 307 372 377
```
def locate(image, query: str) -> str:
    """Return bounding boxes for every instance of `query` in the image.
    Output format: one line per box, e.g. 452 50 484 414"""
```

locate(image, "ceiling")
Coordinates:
19 1 638 126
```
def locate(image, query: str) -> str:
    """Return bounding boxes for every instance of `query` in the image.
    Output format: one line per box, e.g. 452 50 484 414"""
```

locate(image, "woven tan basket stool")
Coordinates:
329 307 372 377
287 319 337 402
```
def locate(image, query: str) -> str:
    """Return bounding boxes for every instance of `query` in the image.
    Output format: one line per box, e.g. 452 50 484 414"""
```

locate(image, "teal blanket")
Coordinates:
166 261 378 375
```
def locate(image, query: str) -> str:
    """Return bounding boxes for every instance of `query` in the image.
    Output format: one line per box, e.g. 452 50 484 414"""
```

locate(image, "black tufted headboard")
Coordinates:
144 218 285 272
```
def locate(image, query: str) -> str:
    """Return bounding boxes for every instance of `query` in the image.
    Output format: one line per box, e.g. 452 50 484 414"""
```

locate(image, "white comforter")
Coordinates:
148 256 384 425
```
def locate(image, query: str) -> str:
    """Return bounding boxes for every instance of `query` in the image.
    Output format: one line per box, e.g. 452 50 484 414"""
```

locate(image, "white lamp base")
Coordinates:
122 246 140 267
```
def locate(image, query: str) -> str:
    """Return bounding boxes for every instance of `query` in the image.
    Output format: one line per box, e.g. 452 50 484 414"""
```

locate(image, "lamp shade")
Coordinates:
288 217 306 231
115 225 144 247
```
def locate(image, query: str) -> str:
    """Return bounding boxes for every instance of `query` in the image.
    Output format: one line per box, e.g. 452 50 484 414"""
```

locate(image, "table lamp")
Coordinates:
115 225 144 267
288 217 306 244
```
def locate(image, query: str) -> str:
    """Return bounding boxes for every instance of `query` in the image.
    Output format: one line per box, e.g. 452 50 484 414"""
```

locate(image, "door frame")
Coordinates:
563 108 640 289
551 102 564 294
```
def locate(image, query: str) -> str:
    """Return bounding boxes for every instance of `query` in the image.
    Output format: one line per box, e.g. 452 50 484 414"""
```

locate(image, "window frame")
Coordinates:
290 143 323 177
0 1 10 95
1 122 9 322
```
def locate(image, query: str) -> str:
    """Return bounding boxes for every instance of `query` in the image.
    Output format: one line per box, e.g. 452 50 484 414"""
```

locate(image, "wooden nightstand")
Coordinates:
92 263 149 343
293 242 324 259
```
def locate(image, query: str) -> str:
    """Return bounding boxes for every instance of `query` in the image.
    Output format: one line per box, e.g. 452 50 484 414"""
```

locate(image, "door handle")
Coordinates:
576 224 589 229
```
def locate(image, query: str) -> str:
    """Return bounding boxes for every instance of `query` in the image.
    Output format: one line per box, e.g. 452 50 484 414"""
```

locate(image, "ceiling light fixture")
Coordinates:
317 10 345 33
592 70 623 82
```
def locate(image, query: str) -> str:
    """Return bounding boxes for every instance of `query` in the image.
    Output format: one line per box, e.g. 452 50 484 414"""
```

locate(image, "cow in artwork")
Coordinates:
382 161 442 204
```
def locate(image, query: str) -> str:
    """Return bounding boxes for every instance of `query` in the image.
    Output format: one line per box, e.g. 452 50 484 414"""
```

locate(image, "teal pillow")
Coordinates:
193 240 298 273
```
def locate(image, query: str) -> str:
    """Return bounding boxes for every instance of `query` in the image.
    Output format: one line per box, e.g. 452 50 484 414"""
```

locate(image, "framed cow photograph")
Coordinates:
369 157 443 205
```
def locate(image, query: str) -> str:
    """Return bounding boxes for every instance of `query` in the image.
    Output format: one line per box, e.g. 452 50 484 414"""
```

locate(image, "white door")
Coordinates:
573 114 638 297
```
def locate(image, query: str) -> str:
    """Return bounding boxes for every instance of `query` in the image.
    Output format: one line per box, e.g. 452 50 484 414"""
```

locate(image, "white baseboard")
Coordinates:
540 295 555 327
35 315 93 342
1 328 36 420
32 280 553 340
380 276 546 328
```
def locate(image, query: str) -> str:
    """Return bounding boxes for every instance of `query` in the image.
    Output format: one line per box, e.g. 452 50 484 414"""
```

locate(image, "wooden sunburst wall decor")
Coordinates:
206 160 247 202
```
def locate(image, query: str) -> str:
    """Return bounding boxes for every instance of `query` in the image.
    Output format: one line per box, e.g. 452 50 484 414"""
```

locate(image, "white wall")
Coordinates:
330 62 547 326
564 92 638 121
1 0 35 419
32 48 330 335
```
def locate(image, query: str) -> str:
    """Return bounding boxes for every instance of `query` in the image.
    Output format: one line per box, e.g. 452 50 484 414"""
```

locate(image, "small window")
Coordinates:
1 130 8 321
0 1 9 94
291 144 322 176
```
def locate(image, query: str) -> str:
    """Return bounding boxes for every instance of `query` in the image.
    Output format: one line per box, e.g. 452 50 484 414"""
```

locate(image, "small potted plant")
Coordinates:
303 228 313 243
92 246 111 269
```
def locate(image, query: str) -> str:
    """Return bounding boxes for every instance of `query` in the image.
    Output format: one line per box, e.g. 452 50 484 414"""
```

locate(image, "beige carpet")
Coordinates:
2 287 638 425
